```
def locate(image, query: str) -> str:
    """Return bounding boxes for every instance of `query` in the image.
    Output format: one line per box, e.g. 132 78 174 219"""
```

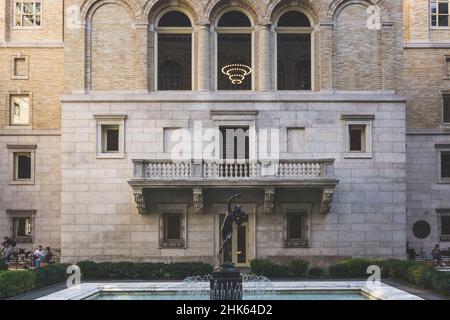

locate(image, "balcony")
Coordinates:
132 159 335 181
128 159 338 215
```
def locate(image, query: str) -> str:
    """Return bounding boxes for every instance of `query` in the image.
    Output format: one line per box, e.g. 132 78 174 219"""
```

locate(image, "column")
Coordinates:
258 23 271 91
197 23 210 91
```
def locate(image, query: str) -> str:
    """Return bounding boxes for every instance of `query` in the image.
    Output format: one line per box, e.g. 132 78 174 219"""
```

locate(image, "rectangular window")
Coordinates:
217 34 252 90
431 0 450 27
443 94 450 123
219 126 249 160
349 125 366 152
14 152 31 180
13 217 32 242
441 216 450 241
7 210 35 243
14 0 41 27
12 55 29 79
283 208 309 248
102 125 119 152
277 34 311 90
159 209 185 248
10 95 30 125
441 151 450 178
94 115 126 158
342 115 374 159
157 34 192 90
445 57 450 79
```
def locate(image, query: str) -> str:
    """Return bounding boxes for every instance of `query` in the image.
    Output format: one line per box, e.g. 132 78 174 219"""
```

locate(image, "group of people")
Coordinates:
406 242 447 267
2 237 54 268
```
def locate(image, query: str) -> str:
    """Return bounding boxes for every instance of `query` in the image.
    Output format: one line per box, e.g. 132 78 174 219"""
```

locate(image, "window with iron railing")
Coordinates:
441 215 450 241
159 209 186 248
283 208 309 248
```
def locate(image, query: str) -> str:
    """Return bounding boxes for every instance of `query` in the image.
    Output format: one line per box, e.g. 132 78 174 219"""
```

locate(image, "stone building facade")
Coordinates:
0 0 447 266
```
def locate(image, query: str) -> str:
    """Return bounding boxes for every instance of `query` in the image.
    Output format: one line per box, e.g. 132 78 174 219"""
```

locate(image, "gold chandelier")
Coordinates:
221 64 252 85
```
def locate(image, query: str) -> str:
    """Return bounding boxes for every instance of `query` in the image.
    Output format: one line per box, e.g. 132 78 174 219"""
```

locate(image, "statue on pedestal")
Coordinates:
219 193 247 265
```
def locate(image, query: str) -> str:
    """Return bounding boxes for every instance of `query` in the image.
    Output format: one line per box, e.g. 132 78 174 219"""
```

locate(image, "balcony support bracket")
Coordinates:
320 188 335 214
264 188 275 214
132 187 150 215
193 188 204 214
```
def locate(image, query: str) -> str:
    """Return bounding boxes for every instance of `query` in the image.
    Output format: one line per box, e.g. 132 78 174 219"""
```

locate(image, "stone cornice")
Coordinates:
62 91 406 104
404 42 450 49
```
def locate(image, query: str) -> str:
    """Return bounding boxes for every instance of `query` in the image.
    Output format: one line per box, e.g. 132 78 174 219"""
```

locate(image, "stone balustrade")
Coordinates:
132 159 335 180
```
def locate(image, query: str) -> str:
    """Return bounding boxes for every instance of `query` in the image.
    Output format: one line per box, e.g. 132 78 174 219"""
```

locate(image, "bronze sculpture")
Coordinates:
219 193 247 264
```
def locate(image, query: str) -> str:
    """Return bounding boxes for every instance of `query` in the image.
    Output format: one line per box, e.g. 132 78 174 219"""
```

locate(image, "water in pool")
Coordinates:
86 290 369 300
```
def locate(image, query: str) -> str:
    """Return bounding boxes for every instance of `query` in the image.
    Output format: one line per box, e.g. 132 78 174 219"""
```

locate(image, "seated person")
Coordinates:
431 244 446 267
41 247 54 266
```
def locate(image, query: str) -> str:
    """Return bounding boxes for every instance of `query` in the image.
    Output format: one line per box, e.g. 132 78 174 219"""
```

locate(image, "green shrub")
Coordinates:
77 261 213 280
308 267 327 277
0 259 7 271
249 259 290 278
33 263 70 288
405 264 433 286
384 259 413 281
250 259 276 277
164 262 213 279
0 271 37 299
429 272 450 297
288 259 309 277
327 258 450 298
328 262 350 277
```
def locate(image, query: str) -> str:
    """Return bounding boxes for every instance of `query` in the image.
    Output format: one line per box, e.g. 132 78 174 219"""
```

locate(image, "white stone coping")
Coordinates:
37 281 422 300
61 91 406 103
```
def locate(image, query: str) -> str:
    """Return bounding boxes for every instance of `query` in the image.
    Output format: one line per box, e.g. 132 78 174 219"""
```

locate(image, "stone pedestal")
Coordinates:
210 262 243 300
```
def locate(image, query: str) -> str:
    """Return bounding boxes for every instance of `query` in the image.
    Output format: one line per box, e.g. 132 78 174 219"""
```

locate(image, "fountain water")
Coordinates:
177 273 273 300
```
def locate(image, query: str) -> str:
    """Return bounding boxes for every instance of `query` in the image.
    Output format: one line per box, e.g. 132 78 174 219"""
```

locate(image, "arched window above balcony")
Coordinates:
276 10 313 91
156 10 193 91
216 10 253 91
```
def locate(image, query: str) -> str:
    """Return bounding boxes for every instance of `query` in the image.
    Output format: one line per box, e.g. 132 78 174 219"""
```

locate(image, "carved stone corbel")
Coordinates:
264 188 275 214
320 189 334 214
133 187 149 215
193 188 203 214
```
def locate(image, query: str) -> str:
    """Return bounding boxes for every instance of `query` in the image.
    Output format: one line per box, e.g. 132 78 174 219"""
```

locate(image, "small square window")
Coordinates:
8 145 36 185
282 205 310 248
14 0 41 27
441 151 450 179
15 152 31 180
102 125 119 153
94 115 126 159
349 125 366 152
443 94 450 123
342 115 374 159
13 217 33 242
159 208 186 248
12 55 29 79
441 215 450 241
445 57 450 79
7 210 36 243
10 95 30 125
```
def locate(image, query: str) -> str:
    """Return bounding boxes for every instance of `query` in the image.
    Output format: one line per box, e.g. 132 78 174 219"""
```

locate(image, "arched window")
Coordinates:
156 10 192 90
216 10 253 90
276 10 312 90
